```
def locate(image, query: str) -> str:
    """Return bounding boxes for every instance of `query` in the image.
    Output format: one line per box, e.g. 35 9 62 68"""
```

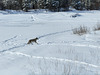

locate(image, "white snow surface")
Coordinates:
0 10 100 75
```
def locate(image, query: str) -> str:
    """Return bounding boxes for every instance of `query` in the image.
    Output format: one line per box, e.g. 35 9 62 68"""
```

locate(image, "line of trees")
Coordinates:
0 0 100 11
70 0 100 10
0 0 69 11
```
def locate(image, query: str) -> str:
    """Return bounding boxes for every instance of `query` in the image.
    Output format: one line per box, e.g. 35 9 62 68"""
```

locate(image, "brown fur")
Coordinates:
27 37 38 44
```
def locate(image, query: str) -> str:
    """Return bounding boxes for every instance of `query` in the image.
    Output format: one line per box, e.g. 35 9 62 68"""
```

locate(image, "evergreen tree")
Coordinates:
74 1 85 10
0 0 4 10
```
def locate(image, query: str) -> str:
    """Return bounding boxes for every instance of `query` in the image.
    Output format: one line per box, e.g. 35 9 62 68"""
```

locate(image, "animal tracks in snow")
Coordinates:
38 29 72 39
0 35 22 45
0 35 27 53
1 35 18 44
0 43 27 53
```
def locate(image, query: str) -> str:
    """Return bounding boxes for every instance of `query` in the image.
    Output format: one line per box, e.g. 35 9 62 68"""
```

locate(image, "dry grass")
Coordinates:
72 26 89 35
94 23 100 31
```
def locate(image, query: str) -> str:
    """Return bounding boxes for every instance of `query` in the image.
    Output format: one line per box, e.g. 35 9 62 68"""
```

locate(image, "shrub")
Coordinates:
72 26 89 35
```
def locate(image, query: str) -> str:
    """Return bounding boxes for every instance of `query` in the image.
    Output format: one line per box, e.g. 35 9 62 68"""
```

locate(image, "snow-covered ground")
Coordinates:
0 10 100 75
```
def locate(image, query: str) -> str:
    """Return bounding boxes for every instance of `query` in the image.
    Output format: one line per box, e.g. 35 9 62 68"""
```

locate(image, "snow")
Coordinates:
0 10 100 75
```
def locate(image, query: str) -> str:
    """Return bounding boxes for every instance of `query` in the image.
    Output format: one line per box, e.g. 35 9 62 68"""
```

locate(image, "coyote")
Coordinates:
27 37 38 44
